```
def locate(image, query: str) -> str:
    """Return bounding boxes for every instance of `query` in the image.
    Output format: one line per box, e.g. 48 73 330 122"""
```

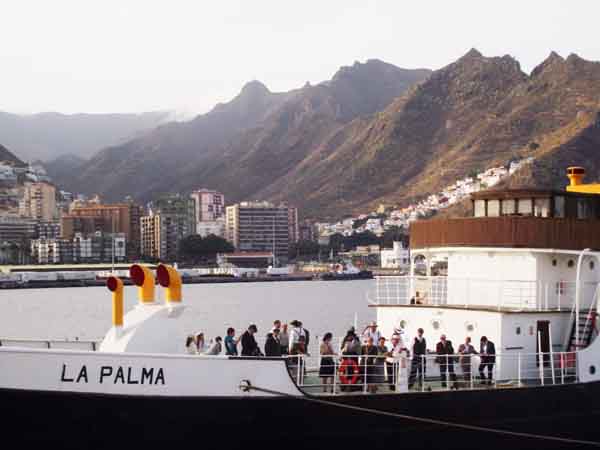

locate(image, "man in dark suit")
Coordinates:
436 334 458 389
479 336 496 385
241 324 261 356
408 328 427 389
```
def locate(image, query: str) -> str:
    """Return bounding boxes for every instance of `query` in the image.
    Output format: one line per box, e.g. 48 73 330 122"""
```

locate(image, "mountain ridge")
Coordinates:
53 50 600 220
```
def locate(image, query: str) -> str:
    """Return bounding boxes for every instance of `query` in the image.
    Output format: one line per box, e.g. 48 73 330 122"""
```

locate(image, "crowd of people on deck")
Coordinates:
185 320 496 392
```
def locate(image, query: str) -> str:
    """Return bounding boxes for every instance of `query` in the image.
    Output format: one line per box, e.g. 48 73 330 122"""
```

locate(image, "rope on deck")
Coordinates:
240 380 600 447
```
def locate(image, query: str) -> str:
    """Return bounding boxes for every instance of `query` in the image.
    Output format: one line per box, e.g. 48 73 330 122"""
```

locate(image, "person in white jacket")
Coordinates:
289 320 306 352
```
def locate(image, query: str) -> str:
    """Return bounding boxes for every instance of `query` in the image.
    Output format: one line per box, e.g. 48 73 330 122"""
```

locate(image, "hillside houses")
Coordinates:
316 157 534 242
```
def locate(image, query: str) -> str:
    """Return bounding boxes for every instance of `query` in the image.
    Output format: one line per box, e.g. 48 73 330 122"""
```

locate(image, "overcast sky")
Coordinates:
0 1 597 116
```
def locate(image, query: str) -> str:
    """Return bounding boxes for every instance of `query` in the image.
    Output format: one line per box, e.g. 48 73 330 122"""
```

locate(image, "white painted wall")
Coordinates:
447 251 537 308
0 347 301 397
376 305 571 381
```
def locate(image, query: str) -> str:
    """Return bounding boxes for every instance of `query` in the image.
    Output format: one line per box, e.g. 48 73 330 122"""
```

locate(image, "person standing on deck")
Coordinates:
289 320 306 352
279 323 289 355
241 324 261 356
224 327 239 356
319 332 336 393
409 328 427 389
362 321 381 345
458 336 477 384
265 330 282 357
436 334 458 389
479 336 496 385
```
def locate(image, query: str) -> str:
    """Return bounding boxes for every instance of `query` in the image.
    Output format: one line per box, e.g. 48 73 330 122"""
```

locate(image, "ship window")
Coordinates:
474 200 486 217
568 260 575 268
552 259 557 267
487 200 500 217
578 199 592 219
553 196 565 218
534 198 550 217
501 199 516 215
516 326 521 335
517 199 533 215
590 365 596 375
591 261 595 271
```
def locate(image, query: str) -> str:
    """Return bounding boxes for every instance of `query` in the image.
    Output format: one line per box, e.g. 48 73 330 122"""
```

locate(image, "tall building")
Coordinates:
298 220 316 242
30 232 126 264
139 194 196 261
19 182 57 221
150 194 196 236
225 201 298 263
60 200 143 260
190 189 225 237
140 214 183 261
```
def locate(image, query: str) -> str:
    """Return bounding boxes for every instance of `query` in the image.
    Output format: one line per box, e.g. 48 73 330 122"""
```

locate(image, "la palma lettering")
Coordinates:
61 364 165 385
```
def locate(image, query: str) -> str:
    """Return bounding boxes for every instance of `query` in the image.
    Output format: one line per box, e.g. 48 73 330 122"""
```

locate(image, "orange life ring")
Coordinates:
339 358 360 384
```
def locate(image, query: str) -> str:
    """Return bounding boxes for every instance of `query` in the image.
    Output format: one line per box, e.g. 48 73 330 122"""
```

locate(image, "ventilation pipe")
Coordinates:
156 264 182 303
106 276 124 327
129 264 155 303
566 166 586 187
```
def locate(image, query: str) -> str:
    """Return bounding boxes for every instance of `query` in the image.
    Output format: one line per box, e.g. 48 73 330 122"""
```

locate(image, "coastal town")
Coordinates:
0 150 533 283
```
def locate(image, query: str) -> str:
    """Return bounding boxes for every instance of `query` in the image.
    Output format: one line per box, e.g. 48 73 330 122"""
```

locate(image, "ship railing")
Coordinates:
372 276 599 311
0 337 98 351
286 351 579 395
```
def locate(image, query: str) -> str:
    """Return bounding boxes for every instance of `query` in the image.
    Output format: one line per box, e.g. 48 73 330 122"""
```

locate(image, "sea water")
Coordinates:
0 280 376 352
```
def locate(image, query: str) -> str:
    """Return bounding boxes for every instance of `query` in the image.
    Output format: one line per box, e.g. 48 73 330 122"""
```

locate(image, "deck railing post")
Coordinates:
549 323 556 385
517 353 521 387
538 331 544 386
560 353 565 385
421 355 425 392
363 356 368 393
332 358 337 394
470 358 474 389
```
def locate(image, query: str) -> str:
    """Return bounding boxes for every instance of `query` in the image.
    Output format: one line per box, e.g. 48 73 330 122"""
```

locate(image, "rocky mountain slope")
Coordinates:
57 60 431 206
0 144 25 166
56 50 600 219
0 110 172 162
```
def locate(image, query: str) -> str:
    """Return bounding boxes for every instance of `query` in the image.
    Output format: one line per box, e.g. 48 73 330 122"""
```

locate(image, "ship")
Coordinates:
319 260 374 280
2 166 600 449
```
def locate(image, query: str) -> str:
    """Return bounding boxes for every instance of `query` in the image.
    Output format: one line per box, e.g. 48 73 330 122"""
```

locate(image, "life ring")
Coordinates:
339 358 360 384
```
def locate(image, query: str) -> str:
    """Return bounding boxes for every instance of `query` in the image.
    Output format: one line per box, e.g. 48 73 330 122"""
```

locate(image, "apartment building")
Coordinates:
60 200 143 259
225 201 298 263
190 189 225 238
19 182 57 221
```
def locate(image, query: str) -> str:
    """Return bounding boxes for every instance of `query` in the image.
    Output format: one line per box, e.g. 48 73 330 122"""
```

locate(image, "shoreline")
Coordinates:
0 273 375 289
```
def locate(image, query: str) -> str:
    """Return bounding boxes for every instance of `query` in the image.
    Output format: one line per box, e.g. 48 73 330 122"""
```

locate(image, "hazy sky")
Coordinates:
1 1 597 116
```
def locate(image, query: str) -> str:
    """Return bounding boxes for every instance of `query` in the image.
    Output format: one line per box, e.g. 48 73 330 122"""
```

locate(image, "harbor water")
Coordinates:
0 280 376 351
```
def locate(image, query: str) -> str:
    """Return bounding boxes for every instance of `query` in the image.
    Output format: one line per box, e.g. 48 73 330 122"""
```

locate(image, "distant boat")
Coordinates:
319 261 373 280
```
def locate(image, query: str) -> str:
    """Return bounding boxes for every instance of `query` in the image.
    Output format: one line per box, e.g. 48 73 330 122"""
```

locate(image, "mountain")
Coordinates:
258 49 600 217
0 111 172 162
58 60 431 205
0 144 25 166
42 154 87 185
57 50 600 220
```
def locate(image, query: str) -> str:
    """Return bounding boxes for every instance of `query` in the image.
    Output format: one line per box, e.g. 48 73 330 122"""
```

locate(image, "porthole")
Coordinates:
552 259 557 267
431 320 441 330
591 261 595 271
568 260 575 268
590 365 596 375
516 326 521 335
465 322 474 332
399 320 407 329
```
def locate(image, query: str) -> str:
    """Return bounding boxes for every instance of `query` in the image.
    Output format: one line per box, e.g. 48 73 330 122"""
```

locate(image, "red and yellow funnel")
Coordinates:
156 264 182 303
106 276 124 326
129 264 155 303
